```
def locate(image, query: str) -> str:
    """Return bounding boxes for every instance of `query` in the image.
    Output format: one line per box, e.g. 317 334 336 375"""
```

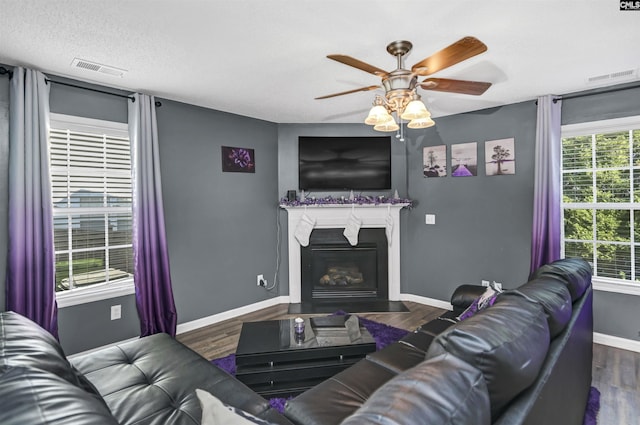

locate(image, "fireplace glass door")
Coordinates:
301 228 388 302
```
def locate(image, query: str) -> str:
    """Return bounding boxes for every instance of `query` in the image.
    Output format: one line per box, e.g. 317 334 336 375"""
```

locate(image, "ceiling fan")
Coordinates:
316 36 492 131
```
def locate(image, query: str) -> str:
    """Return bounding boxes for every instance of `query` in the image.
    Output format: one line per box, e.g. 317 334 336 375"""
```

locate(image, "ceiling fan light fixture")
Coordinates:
373 115 400 132
401 99 430 121
407 116 435 129
365 105 393 125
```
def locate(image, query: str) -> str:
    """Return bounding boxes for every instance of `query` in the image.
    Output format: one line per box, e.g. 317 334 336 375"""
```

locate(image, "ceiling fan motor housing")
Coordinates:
382 70 418 112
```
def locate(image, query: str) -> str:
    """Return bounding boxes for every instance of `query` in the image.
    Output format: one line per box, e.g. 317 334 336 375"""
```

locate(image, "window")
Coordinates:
561 115 640 295
49 114 135 307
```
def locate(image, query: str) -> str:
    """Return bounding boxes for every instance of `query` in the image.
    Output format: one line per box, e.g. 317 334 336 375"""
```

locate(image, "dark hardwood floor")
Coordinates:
177 301 639 424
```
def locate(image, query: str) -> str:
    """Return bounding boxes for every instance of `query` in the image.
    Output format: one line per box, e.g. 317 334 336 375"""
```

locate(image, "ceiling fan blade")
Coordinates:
315 85 380 100
327 55 389 77
419 78 491 95
411 37 488 76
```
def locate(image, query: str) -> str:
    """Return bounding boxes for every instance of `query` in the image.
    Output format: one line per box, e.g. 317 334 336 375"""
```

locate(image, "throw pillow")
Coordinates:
457 283 502 321
196 389 274 425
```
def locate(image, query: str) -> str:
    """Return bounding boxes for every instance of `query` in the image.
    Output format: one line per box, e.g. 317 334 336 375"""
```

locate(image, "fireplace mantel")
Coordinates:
282 203 409 303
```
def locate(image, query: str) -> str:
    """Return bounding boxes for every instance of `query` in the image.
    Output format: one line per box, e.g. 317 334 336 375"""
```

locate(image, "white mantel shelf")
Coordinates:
281 203 410 304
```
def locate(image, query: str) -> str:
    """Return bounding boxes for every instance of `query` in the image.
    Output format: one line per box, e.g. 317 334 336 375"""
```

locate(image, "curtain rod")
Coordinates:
552 82 640 103
45 79 136 102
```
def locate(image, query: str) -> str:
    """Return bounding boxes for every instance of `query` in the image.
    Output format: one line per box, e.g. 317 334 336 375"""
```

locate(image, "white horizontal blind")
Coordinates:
561 116 640 285
49 114 133 292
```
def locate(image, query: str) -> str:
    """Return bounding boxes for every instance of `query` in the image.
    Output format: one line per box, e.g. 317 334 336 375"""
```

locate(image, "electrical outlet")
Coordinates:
481 280 490 287
493 282 503 291
257 274 266 287
110 304 121 320
425 214 436 225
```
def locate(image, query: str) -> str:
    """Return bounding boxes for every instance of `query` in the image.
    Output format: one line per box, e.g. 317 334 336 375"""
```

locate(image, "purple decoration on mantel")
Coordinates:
279 195 413 208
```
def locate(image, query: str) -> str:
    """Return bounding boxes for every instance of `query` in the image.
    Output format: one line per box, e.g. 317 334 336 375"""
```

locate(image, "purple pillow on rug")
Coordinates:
458 284 501 321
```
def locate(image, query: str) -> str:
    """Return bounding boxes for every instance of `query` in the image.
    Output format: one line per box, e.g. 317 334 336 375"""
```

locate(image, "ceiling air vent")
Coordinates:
70 58 127 78
586 69 637 86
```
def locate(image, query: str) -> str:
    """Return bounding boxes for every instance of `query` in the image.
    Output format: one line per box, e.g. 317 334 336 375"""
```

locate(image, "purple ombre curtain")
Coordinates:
530 94 562 274
129 93 177 337
6 67 58 337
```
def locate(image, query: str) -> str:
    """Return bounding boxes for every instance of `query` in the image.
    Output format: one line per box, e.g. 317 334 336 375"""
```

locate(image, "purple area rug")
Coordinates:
583 386 600 425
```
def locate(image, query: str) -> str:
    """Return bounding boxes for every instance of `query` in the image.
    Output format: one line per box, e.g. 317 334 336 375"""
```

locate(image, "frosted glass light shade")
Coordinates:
365 105 393 125
374 116 400 132
407 117 435 129
400 100 430 120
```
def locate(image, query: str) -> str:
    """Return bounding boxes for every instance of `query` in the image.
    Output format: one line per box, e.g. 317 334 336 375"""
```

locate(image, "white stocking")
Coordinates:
343 212 362 246
294 213 315 246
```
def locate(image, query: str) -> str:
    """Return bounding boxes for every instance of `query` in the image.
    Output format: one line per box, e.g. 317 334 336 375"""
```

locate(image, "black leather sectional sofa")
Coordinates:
285 258 594 425
0 311 293 425
0 258 592 425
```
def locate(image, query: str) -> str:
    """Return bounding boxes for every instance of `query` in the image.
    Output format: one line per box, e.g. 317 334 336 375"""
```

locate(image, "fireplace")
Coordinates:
282 203 409 304
301 229 388 302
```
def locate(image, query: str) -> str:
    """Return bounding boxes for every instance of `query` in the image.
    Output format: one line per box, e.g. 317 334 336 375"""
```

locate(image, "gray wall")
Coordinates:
155 99 280 323
1 66 639 351
402 101 537 300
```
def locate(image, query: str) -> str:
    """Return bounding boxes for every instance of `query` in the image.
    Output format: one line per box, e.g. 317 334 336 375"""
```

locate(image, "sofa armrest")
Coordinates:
450 284 487 313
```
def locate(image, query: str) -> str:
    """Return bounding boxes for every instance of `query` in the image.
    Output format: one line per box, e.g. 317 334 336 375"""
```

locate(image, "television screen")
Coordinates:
298 136 391 191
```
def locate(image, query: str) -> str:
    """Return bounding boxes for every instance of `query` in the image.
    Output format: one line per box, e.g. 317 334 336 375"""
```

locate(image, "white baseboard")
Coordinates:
593 332 640 353
400 293 453 311
176 296 290 334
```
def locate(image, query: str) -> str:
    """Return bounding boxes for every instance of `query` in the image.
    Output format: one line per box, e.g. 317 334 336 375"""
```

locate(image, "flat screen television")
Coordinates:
298 136 392 191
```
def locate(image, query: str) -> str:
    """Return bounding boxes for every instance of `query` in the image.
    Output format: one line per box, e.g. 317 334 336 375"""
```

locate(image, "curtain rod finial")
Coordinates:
0 66 13 79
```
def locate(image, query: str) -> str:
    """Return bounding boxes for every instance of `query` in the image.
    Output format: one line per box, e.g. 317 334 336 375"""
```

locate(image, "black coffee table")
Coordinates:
235 315 376 398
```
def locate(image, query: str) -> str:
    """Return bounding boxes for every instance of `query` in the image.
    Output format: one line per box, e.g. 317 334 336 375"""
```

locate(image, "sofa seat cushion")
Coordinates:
0 311 100 397
529 258 592 301
0 366 119 425
514 277 573 338
284 358 397 425
71 333 287 425
398 329 435 352
341 353 490 425
365 341 427 374
426 294 550 420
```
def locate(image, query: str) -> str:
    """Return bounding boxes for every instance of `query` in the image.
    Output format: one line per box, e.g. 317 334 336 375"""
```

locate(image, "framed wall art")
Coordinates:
451 142 477 177
423 145 447 177
485 138 515 176
221 146 255 173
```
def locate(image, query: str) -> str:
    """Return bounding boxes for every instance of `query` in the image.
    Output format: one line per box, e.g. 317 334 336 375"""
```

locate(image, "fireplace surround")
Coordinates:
282 203 409 304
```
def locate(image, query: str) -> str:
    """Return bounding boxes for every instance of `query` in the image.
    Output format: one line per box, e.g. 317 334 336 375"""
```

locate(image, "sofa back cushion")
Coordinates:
528 258 592 301
0 311 101 397
426 294 550 420
341 353 490 425
514 277 573 338
0 366 119 425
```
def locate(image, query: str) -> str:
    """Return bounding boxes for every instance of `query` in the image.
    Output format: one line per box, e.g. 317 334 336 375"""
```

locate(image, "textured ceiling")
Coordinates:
1 0 639 123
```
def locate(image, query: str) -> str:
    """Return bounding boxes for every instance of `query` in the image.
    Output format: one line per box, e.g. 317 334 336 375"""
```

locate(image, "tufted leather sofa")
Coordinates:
285 258 594 425
0 258 593 425
0 311 293 425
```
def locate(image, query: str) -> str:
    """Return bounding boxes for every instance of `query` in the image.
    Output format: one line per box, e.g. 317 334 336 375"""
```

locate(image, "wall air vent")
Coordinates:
587 69 637 86
70 58 127 78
